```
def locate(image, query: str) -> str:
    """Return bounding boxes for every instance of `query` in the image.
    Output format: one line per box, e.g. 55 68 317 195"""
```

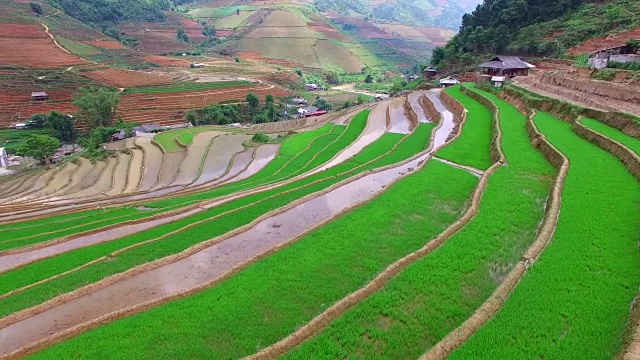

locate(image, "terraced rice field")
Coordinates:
0 87 638 360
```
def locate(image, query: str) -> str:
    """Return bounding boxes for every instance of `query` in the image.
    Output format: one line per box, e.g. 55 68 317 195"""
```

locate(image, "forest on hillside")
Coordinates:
432 0 640 69
47 0 193 24
314 0 474 30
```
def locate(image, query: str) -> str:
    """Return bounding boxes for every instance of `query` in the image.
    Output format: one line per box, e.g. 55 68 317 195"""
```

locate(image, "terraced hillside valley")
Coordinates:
1 0 640 358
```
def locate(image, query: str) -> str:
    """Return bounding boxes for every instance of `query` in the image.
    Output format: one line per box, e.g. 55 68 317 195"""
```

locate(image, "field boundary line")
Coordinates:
244 88 506 360
0 117 331 224
0 124 419 325
421 106 568 359
2 120 439 358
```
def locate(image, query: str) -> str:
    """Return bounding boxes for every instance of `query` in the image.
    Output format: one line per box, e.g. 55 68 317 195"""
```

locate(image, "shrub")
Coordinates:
251 133 270 143
29 2 43 15
591 69 616 81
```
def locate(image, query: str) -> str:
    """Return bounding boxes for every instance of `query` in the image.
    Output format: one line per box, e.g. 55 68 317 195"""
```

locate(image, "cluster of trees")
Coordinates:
432 0 640 69
47 0 172 25
18 87 122 164
185 93 281 126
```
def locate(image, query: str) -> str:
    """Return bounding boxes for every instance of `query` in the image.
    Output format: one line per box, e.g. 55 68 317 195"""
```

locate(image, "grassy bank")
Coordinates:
580 117 640 155
452 111 640 359
436 86 493 169
123 81 250 94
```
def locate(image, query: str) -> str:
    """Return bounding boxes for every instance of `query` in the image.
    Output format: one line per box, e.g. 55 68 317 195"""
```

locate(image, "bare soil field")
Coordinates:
232 143 280 182
136 138 165 192
172 131 221 186
67 157 117 199
260 10 306 27
0 37 85 68
568 27 640 55
84 40 125 49
246 26 323 39
143 55 191 67
307 18 351 42
81 68 173 88
106 153 132 196
314 40 363 72
211 147 255 185
124 144 144 193
153 150 186 189
194 134 252 185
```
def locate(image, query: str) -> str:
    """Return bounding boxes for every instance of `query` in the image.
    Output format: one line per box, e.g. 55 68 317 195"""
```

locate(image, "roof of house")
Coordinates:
491 76 507 82
439 76 460 84
478 56 536 69
31 91 48 97
133 122 161 133
424 67 437 72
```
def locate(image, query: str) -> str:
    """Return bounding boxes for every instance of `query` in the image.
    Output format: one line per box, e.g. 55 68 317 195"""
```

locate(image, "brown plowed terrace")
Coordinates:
0 84 289 130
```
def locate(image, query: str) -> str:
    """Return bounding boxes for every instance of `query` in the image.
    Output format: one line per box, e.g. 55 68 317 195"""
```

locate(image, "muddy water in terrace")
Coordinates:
408 91 430 123
310 100 390 175
0 209 202 274
0 147 432 356
427 90 456 150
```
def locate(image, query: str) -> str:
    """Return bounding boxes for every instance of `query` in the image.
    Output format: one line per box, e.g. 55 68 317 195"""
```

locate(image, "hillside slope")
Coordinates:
432 0 640 68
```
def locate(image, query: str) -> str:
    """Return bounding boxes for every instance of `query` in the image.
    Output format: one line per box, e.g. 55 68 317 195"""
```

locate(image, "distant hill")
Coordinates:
432 0 640 69
314 0 483 30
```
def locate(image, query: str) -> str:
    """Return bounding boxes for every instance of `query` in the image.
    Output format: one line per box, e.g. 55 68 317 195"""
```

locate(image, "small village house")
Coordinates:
31 91 49 101
424 67 437 78
588 42 640 69
478 56 535 77
439 76 460 88
190 63 205 68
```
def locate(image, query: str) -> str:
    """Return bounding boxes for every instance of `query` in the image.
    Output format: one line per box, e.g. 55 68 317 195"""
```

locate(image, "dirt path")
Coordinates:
0 146 433 357
388 97 413 134
193 134 251 186
408 91 431 123
172 132 221 186
136 138 164 192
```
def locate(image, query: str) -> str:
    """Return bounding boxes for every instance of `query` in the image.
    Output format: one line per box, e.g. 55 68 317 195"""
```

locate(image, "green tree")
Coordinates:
29 2 43 15
72 87 120 129
201 25 216 37
246 92 260 109
46 111 76 143
364 74 373 83
176 28 189 42
265 94 274 104
17 135 60 164
266 103 276 121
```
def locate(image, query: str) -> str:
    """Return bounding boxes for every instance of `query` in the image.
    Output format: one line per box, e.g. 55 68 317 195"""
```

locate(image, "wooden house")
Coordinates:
478 56 535 77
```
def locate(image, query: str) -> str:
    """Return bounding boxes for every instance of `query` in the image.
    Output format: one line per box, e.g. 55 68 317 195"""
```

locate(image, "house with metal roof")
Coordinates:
30 91 49 101
478 56 536 77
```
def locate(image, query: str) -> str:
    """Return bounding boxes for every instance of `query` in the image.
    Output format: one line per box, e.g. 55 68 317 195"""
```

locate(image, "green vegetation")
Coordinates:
0 121 414 321
55 37 99 55
580 118 640 155
591 68 616 81
436 86 493 169
453 111 640 359
28 121 438 359
123 81 250 94
433 0 640 68
49 0 190 25
15 135 60 164
72 87 120 129
281 86 554 358
0 129 55 154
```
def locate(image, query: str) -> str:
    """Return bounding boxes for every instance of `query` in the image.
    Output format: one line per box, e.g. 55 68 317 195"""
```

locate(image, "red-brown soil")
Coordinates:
84 40 125 49
81 68 173 88
143 55 191 67
568 27 640 55
307 18 350 42
0 24 44 37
